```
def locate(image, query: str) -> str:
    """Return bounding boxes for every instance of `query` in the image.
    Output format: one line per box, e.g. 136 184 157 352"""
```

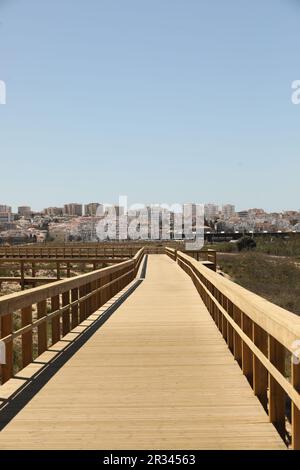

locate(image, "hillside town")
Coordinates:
0 202 300 244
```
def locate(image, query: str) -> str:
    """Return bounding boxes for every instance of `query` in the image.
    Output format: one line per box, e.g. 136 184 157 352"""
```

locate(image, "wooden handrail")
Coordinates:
0 242 183 258
0 248 144 385
166 247 300 449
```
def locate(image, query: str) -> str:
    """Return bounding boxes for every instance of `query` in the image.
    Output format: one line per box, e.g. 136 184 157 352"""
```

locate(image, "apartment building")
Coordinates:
18 206 32 217
63 203 83 217
84 203 103 216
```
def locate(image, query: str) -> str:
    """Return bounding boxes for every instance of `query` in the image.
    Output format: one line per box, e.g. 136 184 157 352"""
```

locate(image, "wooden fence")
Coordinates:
166 247 300 449
0 248 144 385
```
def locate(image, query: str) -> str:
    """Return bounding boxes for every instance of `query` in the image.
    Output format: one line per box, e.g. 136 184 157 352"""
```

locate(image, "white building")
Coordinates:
222 204 236 219
204 203 219 222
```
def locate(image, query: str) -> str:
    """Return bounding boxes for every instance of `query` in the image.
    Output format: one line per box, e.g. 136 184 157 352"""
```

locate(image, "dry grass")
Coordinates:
218 252 300 315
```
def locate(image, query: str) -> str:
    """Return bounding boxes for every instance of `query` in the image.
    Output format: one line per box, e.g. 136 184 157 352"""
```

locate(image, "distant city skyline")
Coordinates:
1 1 300 211
1 200 300 215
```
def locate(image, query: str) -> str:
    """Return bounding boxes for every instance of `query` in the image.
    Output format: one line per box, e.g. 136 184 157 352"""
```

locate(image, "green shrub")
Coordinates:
237 236 257 252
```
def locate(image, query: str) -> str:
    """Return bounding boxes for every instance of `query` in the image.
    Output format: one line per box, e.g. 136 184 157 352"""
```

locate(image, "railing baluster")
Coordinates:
1 313 13 383
62 291 70 336
268 335 286 439
21 305 33 368
79 285 86 322
71 288 79 328
51 295 60 344
232 306 242 367
37 300 47 354
292 361 300 449
227 300 234 353
253 323 268 412
241 313 253 387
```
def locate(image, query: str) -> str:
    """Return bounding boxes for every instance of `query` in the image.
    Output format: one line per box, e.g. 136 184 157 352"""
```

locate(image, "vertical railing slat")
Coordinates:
268 336 286 440
292 362 300 449
51 295 60 345
1 313 13 383
37 300 47 355
21 305 33 368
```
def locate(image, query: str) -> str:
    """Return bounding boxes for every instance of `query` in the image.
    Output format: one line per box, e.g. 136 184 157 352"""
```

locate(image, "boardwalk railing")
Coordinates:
166 248 300 449
0 242 182 259
0 248 144 385
166 248 217 271
0 257 129 290
0 245 135 259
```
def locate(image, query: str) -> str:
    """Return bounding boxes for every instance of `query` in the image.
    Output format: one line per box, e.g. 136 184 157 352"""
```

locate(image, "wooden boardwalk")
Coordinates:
0 255 285 449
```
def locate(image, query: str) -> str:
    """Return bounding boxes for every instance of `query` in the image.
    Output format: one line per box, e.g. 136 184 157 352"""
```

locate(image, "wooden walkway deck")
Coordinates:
0 255 285 449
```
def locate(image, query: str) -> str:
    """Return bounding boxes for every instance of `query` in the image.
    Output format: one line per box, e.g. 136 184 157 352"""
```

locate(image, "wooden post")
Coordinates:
51 295 60 345
241 313 253 387
253 324 268 412
292 361 300 449
32 262 36 288
85 283 92 318
20 260 25 290
233 306 242 367
21 305 32 368
0 313 13 383
227 300 234 353
79 285 86 323
62 291 70 336
71 288 79 328
56 262 61 280
37 300 47 355
268 336 286 440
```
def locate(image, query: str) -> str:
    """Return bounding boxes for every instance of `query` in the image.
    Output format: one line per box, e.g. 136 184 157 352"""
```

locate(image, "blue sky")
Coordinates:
0 0 299 212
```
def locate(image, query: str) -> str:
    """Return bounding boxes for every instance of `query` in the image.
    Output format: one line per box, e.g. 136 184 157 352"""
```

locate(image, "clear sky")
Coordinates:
0 0 299 212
